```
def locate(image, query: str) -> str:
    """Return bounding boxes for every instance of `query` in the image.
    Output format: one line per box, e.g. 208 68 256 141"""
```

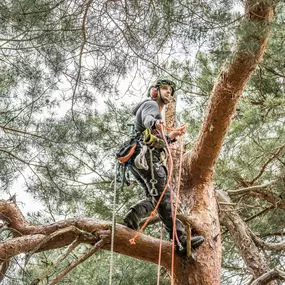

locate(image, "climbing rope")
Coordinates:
163 124 186 285
109 161 118 285
167 127 185 285
156 222 164 285
149 148 159 196
134 143 149 170
129 122 174 245
128 122 186 285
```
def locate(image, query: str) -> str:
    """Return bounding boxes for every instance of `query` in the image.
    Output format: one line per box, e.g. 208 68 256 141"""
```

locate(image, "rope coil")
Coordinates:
134 144 149 170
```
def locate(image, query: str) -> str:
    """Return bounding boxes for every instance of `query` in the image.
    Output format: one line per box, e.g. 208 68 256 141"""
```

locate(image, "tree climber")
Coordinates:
123 78 204 255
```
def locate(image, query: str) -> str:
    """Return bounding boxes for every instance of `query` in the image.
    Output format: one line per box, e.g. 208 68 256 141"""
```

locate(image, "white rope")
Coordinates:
134 144 149 170
109 161 118 285
156 222 164 285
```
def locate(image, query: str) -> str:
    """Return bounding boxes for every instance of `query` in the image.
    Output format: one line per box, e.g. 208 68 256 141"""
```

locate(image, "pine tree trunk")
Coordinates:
172 1 275 284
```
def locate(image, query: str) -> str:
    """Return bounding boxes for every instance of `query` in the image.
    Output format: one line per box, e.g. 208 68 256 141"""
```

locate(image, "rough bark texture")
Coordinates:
0 200 179 268
165 94 176 129
178 1 275 284
217 191 276 284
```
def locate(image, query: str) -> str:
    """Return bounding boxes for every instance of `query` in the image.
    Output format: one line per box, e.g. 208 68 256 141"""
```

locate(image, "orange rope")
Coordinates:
129 122 173 244
129 122 186 285
171 133 185 285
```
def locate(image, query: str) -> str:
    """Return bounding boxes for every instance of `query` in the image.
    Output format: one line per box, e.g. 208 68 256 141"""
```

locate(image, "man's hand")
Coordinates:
168 124 186 140
155 121 186 140
155 120 164 132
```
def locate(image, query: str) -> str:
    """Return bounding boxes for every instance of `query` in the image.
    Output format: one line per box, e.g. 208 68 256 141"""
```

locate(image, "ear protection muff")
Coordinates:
151 87 158 98
147 86 159 98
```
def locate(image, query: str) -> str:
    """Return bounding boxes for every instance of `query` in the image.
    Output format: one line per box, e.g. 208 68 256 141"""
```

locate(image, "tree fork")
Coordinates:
178 1 275 284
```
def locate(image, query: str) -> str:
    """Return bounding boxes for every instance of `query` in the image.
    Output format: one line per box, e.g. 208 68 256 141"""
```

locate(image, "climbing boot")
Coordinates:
175 234 204 256
123 209 140 231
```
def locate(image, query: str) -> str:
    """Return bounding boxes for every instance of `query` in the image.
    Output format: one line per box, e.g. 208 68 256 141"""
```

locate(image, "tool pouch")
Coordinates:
116 139 137 163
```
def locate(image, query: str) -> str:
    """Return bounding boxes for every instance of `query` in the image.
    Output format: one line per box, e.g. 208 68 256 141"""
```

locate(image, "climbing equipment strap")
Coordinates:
116 143 136 163
149 148 158 196
143 128 165 149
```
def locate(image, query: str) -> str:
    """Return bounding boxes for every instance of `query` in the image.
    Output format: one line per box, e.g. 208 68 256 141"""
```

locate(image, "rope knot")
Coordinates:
129 238 136 245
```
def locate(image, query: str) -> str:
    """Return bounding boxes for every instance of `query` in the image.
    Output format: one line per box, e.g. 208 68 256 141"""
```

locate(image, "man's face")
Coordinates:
159 84 172 104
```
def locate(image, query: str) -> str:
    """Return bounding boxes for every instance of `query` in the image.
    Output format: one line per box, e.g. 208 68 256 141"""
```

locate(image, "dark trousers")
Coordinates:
128 147 184 236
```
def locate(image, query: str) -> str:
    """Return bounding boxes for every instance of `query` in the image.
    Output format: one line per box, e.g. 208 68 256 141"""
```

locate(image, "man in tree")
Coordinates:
123 78 204 255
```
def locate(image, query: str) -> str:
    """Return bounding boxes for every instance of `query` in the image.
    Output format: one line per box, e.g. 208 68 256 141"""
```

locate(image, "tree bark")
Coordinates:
217 191 277 285
0 200 175 269
178 1 275 284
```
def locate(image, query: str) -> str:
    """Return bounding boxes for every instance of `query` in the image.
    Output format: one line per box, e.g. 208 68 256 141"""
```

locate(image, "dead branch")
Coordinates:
251 267 285 285
250 231 285 251
218 195 273 279
249 144 285 185
227 180 278 195
49 239 106 285
30 238 81 285
0 259 10 282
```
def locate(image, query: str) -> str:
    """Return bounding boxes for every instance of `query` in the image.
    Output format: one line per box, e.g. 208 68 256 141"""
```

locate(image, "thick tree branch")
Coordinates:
217 190 273 279
250 232 285 251
184 1 275 188
251 267 285 285
0 200 175 272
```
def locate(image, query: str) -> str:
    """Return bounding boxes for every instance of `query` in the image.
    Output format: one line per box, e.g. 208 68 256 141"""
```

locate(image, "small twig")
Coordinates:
49 239 106 285
249 144 285 184
25 226 94 266
244 205 274 223
29 238 81 285
218 202 237 206
0 226 22 237
71 0 93 119
227 180 278 195
0 124 59 144
0 259 10 282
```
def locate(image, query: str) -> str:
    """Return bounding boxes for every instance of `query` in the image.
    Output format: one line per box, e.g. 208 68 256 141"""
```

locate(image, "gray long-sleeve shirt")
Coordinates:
133 99 162 133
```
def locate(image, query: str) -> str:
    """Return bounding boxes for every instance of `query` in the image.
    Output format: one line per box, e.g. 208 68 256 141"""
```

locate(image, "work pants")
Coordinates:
128 147 184 236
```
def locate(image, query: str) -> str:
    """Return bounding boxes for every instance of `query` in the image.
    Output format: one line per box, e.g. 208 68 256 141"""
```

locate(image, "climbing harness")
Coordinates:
129 123 186 243
129 122 174 245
